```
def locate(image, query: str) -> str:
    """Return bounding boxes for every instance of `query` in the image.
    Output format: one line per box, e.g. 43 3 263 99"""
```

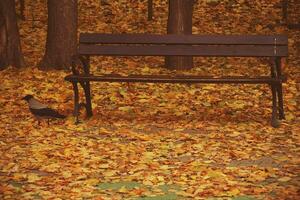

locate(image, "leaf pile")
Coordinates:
1 0 299 199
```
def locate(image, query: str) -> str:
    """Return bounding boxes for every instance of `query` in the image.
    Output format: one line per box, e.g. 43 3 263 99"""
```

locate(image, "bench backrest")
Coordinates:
78 33 288 57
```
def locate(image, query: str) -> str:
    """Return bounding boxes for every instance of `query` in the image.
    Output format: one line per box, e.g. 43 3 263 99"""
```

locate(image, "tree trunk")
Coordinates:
39 0 77 70
0 0 25 70
148 0 153 20
165 0 194 70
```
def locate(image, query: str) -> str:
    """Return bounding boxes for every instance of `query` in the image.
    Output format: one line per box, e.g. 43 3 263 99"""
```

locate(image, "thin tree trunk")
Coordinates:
39 0 77 70
148 0 153 20
0 0 25 70
165 0 194 70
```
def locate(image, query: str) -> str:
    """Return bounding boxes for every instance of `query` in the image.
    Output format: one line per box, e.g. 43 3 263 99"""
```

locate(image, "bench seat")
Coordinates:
65 74 285 84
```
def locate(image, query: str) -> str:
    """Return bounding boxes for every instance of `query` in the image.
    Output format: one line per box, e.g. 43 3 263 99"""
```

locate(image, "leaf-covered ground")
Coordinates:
1 0 299 199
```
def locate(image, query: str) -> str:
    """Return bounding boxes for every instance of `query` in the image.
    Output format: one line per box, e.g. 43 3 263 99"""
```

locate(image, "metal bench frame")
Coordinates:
65 33 288 127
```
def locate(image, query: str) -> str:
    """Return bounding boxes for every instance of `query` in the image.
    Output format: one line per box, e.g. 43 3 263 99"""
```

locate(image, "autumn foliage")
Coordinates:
0 0 299 199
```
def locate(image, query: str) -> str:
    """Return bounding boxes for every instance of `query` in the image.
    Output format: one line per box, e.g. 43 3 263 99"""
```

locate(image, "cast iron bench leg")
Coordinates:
275 58 285 120
270 63 280 127
277 84 285 119
83 81 93 117
271 84 279 127
72 82 80 124
80 55 93 118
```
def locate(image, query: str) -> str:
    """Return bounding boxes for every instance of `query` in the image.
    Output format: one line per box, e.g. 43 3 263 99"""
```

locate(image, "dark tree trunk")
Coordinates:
20 0 25 20
0 0 25 70
148 0 153 20
39 0 77 70
165 0 194 70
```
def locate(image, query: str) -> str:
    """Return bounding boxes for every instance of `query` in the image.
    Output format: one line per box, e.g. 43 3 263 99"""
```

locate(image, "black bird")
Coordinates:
22 95 66 125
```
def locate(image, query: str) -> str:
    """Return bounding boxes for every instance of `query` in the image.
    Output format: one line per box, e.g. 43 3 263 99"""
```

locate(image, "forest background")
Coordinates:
0 0 299 199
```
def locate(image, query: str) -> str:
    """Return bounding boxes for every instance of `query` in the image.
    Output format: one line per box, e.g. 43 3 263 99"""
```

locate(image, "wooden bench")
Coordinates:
65 33 288 127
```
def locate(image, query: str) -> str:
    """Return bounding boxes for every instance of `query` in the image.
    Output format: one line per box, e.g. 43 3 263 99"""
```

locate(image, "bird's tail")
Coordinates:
54 112 66 119
49 109 66 119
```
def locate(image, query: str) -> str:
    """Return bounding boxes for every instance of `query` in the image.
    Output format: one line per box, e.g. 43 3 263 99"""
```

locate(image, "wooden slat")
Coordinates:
79 44 288 57
80 33 288 45
65 74 281 84
287 23 300 29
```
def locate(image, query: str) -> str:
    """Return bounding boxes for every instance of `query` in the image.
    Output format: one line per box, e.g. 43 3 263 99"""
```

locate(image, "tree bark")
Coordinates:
0 0 25 70
39 0 77 70
148 0 153 20
165 0 194 70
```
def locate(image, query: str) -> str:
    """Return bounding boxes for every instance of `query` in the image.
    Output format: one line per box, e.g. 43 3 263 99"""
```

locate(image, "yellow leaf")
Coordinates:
99 164 110 169
204 170 226 180
13 173 26 181
23 89 34 95
229 131 241 137
146 175 156 181
285 113 295 121
103 170 117 177
142 180 153 186
160 165 169 170
138 99 149 103
141 66 150 73
27 173 42 183
143 152 155 160
118 186 127 193
278 176 291 182
71 188 82 193
174 128 184 132
41 163 60 172
2 162 16 172
193 143 204 150
85 178 99 185
203 160 214 164
193 187 204 196
157 176 165 182
276 156 289 162
62 171 72 178
118 106 132 112
64 148 72 157
76 174 87 180
227 188 240 196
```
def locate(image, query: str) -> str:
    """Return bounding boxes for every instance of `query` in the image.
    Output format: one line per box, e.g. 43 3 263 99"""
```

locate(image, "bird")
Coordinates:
22 94 66 125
